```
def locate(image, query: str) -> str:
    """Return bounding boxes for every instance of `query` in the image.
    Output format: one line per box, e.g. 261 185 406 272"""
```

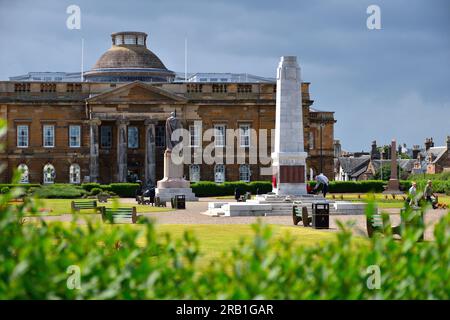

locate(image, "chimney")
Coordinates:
370 140 380 159
447 136 450 151
333 139 342 158
425 138 433 151
412 145 420 159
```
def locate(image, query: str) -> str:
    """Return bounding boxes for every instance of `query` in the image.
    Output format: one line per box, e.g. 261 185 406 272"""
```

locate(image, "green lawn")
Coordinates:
87 223 358 266
21 198 172 216
155 224 343 262
327 193 450 209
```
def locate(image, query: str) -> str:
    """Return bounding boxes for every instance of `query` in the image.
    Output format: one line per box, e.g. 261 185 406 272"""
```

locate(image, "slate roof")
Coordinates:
337 155 371 178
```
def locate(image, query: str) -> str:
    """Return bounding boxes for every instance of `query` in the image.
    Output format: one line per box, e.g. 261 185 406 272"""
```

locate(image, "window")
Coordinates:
69 164 81 184
189 165 200 182
239 164 251 182
239 124 251 147
189 124 201 147
69 125 81 147
100 126 112 148
210 78 218 82
124 35 136 45
40 83 56 92
199 78 208 82
187 84 203 93
18 164 29 183
17 125 29 148
155 125 165 147
212 84 227 93
220 78 228 82
128 126 139 148
238 84 252 93
67 83 82 93
43 125 55 147
43 163 55 184
14 83 30 92
309 131 315 150
214 164 225 183
214 125 226 147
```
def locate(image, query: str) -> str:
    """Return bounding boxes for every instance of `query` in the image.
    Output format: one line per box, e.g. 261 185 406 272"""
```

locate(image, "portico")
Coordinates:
86 81 188 184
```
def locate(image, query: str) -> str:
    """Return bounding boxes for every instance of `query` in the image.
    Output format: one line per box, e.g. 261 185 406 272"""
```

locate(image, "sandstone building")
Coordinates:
0 31 335 185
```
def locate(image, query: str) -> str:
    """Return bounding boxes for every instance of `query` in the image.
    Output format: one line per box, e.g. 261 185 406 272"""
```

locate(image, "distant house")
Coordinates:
412 137 450 174
335 155 371 181
365 159 416 180
335 156 416 181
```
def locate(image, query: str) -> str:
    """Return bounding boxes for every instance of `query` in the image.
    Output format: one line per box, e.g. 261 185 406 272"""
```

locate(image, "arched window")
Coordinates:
239 164 251 182
69 164 81 184
43 163 56 184
214 164 225 183
18 164 29 184
189 165 200 182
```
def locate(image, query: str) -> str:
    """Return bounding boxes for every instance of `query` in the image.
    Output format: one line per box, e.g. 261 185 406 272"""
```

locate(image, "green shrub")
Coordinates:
191 181 272 197
0 182 449 299
31 184 87 199
109 183 140 197
308 180 387 193
90 187 102 196
0 186 10 194
80 183 102 192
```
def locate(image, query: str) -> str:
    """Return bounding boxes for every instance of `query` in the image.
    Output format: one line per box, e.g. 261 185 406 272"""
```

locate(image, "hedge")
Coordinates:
31 184 87 199
191 181 272 197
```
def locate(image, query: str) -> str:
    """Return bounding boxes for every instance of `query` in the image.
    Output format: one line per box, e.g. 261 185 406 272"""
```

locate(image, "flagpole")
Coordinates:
81 38 84 82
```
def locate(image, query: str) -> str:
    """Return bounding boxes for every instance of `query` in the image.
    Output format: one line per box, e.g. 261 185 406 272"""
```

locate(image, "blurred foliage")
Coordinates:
0 181 449 299
0 121 449 299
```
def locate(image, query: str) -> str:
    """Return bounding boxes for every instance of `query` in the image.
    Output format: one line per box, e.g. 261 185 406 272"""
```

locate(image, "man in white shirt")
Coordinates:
408 181 418 207
314 173 329 197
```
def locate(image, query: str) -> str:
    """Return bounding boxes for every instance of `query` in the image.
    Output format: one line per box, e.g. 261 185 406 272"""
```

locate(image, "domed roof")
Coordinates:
85 31 175 83
93 45 167 70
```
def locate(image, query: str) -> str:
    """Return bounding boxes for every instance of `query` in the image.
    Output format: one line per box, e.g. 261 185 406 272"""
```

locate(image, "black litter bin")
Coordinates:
172 195 186 209
312 202 329 229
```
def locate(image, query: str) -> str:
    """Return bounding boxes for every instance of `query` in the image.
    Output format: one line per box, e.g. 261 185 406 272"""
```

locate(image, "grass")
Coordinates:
326 193 450 209
19 198 172 216
49 222 359 267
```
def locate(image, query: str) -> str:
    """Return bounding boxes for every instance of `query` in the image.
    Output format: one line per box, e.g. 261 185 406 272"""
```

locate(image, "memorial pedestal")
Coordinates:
155 150 197 202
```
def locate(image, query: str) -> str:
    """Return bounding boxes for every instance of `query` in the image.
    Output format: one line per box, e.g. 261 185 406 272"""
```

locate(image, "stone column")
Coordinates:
116 119 129 182
271 56 308 196
144 119 156 186
384 139 400 193
89 119 101 182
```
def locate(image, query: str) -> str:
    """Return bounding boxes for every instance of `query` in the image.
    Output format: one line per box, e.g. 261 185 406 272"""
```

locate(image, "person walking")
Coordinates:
424 180 437 209
313 173 329 198
408 181 418 207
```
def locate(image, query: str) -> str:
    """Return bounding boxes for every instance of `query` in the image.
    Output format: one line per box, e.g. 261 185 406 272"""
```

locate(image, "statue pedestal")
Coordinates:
155 150 197 202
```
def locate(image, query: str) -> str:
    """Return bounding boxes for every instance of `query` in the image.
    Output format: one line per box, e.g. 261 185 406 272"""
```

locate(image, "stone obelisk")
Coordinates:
271 56 308 196
384 139 401 193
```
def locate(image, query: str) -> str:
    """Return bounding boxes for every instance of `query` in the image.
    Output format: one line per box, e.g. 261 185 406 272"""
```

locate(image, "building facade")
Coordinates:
0 31 336 185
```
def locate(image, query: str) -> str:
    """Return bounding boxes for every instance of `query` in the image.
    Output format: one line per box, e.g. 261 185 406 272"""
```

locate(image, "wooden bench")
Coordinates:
136 195 155 205
101 207 137 224
154 196 166 207
71 200 101 214
293 203 312 227
366 212 401 237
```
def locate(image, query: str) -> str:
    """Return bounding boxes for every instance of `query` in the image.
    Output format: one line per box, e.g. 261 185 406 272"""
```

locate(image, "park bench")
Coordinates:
71 200 101 214
366 212 401 237
292 202 312 227
136 195 155 206
154 196 166 207
101 207 137 224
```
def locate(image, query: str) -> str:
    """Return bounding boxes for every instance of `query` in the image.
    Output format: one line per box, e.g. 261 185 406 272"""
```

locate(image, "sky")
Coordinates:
0 0 449 152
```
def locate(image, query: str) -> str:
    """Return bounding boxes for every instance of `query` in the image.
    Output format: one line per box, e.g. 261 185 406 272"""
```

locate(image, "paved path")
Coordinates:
32 197 448 241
